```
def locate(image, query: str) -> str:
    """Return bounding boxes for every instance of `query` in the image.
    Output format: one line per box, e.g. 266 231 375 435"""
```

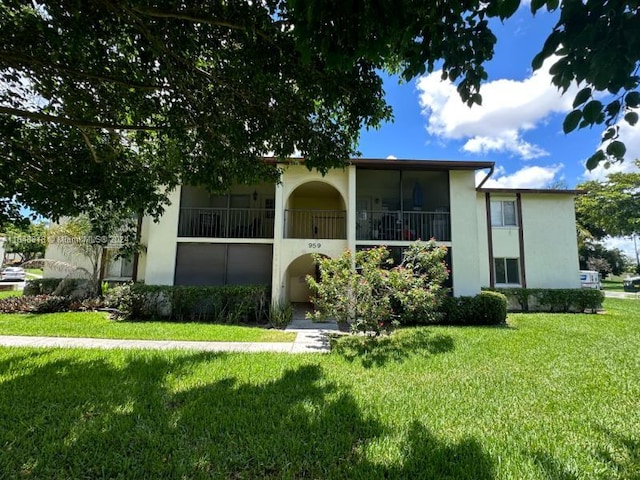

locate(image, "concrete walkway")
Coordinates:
0 306 340 353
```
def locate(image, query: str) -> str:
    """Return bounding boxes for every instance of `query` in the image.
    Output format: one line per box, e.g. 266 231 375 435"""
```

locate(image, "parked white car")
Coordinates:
0 266 26 281
579 270 601 289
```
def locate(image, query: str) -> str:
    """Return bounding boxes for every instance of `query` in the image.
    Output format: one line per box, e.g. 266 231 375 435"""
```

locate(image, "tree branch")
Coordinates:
0 51 169 91
0 106 164 131
128 5 276 43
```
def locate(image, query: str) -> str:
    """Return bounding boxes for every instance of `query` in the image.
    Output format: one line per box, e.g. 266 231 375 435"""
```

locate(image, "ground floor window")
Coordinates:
494 257 520 285
175 243 272 286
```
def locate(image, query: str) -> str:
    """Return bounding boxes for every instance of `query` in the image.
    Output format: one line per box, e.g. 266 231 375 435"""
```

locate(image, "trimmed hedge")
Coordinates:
23 278 86 297
440 291 508 326
106 283 270 324
491 288 604 313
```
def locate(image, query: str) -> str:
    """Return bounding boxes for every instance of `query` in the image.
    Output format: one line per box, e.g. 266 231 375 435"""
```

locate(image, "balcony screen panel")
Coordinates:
175 243 225 286
226 245 273 285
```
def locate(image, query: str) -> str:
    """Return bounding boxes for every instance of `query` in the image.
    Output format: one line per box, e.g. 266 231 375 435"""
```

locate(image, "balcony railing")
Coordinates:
178 208 274 238
284 209 346 239
356 210 451 242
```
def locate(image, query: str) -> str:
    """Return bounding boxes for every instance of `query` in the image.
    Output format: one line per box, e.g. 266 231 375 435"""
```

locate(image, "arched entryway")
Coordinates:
284 181 347 239
284 253 322 303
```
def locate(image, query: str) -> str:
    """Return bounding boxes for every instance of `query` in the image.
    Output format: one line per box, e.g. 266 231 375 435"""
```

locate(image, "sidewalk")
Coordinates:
0 313 340 354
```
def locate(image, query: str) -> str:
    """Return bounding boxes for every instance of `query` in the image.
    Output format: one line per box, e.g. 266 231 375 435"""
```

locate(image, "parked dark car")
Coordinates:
623 276 640 293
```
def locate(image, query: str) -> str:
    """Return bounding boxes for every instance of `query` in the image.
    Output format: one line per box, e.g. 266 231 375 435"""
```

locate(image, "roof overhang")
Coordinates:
477 187 586 195
263 156 494 171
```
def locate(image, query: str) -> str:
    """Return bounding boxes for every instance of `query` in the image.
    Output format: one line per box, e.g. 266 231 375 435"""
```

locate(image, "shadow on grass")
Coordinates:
0 349 492 479
530 426 640 480
593 426 640 478
331 328 454 368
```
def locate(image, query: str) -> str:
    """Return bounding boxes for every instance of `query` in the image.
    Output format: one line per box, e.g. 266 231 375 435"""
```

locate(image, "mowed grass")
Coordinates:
0 298 638 479
602 278 625 291
0 290 21 299
0 312 295 343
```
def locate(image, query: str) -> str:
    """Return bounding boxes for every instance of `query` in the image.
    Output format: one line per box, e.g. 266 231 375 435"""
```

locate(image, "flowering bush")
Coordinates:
307 240 449 335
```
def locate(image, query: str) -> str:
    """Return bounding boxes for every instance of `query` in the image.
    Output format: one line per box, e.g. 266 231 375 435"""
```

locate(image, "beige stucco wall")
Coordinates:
476 194 490 287
521 194 580 288
490 194 520 259
143 187 181 285
449 171 481 296
271 164 351 303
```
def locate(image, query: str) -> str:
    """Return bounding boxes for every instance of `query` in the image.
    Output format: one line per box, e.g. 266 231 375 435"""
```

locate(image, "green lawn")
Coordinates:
25 268 43 276
0 311 295 343
0 298 638 479
0 290 21 299
602 279 625 291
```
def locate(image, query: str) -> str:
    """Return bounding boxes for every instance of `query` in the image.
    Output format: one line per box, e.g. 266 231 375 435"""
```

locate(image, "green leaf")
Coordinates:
531 52 546 71
605 100 621 118
624 111 639 126
563 110 582 133
582 100 604 124
602 127 618 141
572 88 592 108
498 0 521 19
546 0 559 10
625 91 640 108
606 140 626 159
530 0 546 13
586 150 605 170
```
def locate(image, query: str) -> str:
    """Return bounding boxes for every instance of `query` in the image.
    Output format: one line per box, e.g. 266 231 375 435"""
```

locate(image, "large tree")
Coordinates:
1 1 639 220
576 161 640 271
575 161 640 240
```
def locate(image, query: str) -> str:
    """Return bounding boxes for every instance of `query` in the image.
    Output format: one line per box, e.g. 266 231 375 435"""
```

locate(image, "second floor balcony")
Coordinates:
356 210 451 242
178 207 275 238
284 209 347 239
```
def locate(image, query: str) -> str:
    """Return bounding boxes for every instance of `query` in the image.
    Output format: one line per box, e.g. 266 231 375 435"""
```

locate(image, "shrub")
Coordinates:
493 288 604 313
23 278 87 297
269 301 294 329
106 283 270 323
471 291 507 325
440 291 507 326
0 295 71 314
307 241 449 336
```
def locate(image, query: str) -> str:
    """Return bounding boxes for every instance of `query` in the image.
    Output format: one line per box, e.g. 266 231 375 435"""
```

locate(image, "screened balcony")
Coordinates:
178 185 275 239
179 207 274 238
355 168 451 242
356 210 450 241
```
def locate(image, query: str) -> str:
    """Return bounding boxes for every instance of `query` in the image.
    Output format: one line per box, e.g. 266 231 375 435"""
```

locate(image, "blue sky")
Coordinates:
358 5 640 190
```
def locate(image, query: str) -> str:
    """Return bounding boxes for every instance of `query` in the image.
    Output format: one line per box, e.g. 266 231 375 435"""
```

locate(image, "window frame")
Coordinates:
490 200 518 227
493 257 520 285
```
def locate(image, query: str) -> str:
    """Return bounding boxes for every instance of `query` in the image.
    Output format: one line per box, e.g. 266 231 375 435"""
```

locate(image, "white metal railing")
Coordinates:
284 209 347 239
356 210 451 241
178 208 274 238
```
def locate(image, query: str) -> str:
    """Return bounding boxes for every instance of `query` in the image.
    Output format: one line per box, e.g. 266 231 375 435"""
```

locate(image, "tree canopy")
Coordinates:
1 0 639 220
575 160 640 240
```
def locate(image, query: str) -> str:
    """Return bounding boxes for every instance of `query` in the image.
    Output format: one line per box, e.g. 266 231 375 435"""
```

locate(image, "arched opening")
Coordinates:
284 253 326 304
284 181 346 239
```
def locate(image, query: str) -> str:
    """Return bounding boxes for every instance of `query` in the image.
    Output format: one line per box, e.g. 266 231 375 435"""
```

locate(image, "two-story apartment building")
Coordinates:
125 158 581 304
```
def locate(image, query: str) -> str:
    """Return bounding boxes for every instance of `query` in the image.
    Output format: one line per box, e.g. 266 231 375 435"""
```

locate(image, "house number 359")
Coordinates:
308 242 322 249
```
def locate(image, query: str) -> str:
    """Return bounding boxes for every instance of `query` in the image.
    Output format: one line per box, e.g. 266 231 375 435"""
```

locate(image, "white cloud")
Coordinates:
581 122 640 181
416 56 578 159
475 164 564 188
463 131 548 159
386 155 397 160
